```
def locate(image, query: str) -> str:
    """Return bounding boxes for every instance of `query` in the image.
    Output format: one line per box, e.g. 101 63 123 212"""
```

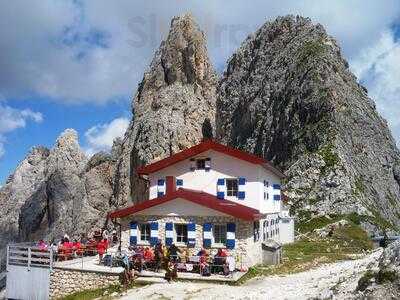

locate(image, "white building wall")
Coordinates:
134 198 231 217
148 150 272 211
257 167 282 214
279 217 295 244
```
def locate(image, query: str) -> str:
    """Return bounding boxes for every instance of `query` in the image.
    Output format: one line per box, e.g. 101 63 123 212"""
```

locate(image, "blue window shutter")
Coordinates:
165 222 173 246
203 223 212 248
157 178 165 197
273 184 281 190
129 222 137 246
150 222 159 246
187 222 196 247
274 194 281 201
238 177 246 185
217 178 225 199
217 192 225 199
238 177 246 199
226 223 236 249
176 179 183 187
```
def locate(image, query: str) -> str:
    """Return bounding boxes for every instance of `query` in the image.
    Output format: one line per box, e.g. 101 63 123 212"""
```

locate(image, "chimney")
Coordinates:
166 176 176 194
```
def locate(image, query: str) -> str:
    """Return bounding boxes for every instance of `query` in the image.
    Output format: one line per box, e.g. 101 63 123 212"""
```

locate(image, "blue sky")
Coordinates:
1 1 400 185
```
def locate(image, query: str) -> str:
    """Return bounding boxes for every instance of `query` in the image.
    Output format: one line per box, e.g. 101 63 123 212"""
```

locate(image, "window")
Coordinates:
263 220 268 241
139 223 150 243
213 224 227 245
226 179 238 197
264 180 269 200
196 159 206 170
175 224 188 243
254 221 260 242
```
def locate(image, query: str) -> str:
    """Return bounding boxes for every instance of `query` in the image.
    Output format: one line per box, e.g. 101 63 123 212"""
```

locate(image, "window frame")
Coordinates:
212 224 227 247
174 223 188 245
138 223 151 245
226 178 239 197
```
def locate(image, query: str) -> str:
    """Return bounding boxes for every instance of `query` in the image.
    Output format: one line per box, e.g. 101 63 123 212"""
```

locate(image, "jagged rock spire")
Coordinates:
113 13 217 206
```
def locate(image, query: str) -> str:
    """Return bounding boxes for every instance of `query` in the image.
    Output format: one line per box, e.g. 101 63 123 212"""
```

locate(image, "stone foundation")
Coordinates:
49 268 121 299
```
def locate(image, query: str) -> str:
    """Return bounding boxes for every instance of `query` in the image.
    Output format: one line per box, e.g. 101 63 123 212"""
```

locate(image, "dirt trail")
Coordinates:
119 249 382 300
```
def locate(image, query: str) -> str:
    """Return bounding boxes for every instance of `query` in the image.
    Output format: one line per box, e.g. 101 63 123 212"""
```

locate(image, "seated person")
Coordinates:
37 239 48 251
96 238 107 263
169 244 181 262
143 247 154 261
217 248 228 257
72 239 83 256
62 238 73 259
180 248 189 263
197 248 209 260
213 248 227 267
164 260 178 282
80 234 88 244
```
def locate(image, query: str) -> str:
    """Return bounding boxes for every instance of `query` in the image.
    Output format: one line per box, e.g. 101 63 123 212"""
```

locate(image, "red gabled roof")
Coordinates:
108 188 262 221
137 139 285 178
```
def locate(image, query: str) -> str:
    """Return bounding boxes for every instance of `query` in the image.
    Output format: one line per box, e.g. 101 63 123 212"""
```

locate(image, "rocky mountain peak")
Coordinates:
47 129 87 173
112 13 217 206
217 14 400 232
158 13 211 85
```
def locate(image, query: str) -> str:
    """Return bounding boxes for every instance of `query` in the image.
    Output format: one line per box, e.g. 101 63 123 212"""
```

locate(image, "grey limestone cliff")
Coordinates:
216 15 400 231
112 13 217 206
0 129 116 269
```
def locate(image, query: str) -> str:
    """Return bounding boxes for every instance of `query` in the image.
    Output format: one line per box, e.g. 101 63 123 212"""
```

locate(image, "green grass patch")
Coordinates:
297 215 333 233
238 222 373 284
353 176 365 197
318 144 340 174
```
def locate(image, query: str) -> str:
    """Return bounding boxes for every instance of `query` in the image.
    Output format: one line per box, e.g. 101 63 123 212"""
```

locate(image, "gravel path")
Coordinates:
119 249 382 300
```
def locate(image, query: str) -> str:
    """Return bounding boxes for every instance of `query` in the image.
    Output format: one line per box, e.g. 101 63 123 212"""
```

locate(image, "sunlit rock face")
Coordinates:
216 15 400 232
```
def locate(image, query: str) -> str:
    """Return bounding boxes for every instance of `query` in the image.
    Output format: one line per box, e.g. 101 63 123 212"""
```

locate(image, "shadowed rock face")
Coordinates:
216 15 400 231
112 13 217 207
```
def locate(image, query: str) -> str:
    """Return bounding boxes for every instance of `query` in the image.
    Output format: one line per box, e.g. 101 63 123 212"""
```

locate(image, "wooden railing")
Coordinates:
7 244 53 271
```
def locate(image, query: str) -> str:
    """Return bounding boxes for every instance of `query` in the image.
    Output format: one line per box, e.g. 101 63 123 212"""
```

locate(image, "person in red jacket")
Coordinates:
72 239 82 257
97 238 108 263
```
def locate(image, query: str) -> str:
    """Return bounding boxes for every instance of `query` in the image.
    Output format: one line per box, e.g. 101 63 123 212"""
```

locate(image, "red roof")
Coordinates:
108 188 262 221
137 139 285 178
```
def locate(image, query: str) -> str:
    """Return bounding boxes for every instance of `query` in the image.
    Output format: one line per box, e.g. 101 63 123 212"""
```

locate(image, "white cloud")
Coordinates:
1 0 400 104
84 117 129 156
0 103 43 158
351 30 400 146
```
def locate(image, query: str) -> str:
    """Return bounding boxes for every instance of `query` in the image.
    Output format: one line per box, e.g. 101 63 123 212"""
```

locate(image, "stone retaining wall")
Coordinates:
49 268 121 299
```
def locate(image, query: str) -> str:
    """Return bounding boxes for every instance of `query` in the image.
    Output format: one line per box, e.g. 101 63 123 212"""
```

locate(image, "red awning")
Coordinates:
108 188 262 221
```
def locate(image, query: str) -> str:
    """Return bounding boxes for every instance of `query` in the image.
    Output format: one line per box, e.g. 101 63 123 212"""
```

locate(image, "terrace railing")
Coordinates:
6 243 53 271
